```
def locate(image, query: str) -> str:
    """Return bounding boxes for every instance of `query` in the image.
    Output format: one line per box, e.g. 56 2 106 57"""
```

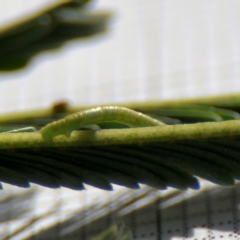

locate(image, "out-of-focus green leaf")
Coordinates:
0 0 111 71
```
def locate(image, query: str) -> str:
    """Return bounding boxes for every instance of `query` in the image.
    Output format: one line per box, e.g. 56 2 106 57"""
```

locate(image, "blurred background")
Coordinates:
0 0 240 239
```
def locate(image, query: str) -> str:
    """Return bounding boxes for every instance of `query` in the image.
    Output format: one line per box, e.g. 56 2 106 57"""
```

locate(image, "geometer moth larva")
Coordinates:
39 106 166 139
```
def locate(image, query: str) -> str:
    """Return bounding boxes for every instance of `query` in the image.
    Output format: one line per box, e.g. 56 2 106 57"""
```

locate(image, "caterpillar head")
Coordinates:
39 123 70 141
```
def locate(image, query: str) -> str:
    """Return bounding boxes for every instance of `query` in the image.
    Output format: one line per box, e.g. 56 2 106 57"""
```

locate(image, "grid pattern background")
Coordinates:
0 0 240 239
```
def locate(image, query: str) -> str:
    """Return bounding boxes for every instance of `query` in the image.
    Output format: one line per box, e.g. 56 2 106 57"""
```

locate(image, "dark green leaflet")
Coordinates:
175 142 240 179
141 144 234 186
0 152 84 189
0 165 30 188
141 105 240 124
38 148 167 189
41 148 140 189
77 147 192 190
101 146 200 190
0 14 53 56
0 13 55 70
16 150 112 191
63 155 140 189
50 148 167 189
39 106 166 139
4 151 85 190
0 0 110 71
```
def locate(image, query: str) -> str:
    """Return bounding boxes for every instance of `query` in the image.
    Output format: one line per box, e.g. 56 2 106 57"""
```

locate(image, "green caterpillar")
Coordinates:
40 106 166 139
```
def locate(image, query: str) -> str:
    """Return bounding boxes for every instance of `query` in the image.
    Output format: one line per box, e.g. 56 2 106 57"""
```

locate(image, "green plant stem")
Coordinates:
0 120 240 149
0 93 240 124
